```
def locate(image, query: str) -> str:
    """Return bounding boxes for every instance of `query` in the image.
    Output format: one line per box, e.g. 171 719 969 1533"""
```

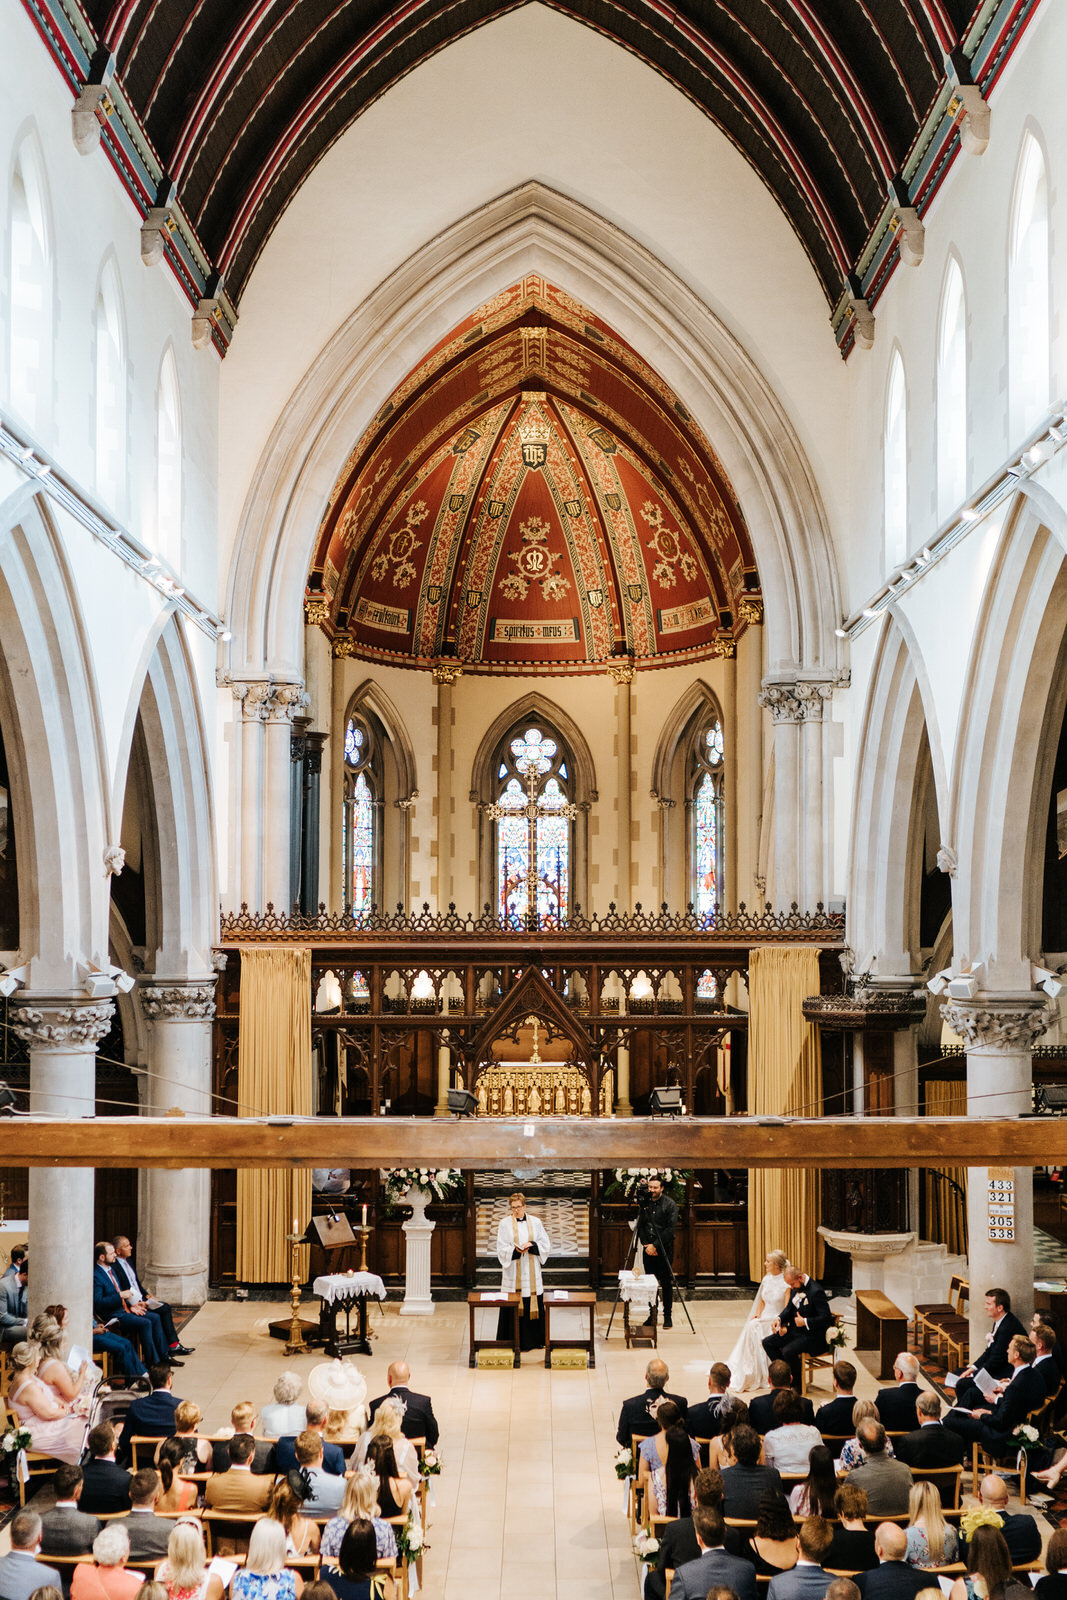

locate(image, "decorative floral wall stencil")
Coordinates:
499 516 572 601
371 500 429 587
641 501 697 587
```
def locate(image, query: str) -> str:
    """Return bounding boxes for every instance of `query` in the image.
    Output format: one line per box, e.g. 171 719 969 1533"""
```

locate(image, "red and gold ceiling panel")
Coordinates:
308 279 761 673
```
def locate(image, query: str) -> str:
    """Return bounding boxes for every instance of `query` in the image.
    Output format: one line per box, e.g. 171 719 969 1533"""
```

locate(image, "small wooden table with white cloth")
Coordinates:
313 1271 386 1356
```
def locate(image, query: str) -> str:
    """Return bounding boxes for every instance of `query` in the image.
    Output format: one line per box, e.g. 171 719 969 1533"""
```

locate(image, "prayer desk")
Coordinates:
313 1271 386 1357
468 1291 521 1367
543 1290 597 1367
854 1288 908 1379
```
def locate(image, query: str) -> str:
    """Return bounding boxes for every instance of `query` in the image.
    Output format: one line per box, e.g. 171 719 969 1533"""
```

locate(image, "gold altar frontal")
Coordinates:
476 1061 612 1117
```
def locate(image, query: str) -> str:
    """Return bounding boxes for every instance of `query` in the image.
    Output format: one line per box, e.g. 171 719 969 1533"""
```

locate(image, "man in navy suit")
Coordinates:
117 1364 182 1462
616 1358 689 1445
762 1268 833 1391
668 1507 756 1600
1031 1322 1061 1396
112 1236 193 1356
945 1335 1045 1453
93 1243 169 1365
893 1391 966 1468
767 1516 835 1600
79 1422 132 1515
952 1288 1025 1407
875 1352 924 1432
685 1363 733 1448
960 1476 1041 1565
814 1360 858 1437
368 1361 439 1447
749 1362 815 1434
272 1400 346 1475
856 1523 934 1600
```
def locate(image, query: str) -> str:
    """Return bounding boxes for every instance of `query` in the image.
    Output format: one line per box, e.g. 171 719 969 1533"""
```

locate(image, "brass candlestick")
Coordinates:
284 1231 308 1355
358 1224 369 1273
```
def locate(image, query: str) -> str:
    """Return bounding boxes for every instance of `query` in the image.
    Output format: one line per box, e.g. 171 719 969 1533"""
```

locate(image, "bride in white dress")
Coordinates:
726 1249 791 1392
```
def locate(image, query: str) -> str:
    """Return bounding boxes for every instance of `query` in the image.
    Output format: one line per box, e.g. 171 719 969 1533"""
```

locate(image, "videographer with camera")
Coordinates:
636 1174 678 1329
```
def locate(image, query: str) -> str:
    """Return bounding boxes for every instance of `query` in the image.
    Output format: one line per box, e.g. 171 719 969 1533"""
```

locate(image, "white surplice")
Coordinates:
495 1213 551 1295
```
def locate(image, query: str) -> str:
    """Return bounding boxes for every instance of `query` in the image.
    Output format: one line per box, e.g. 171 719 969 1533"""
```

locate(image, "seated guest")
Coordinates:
348 1400 419 1490
40 1464 104 1556
824 1485 879 1574
645 1468 743 1600
789 1444 837 1517
827 1583 863 1600
669 1507 757 1600
113 1470 175 1564
321 1468 398 1566
1 1244 27 1282
204 1432 274 1513
7 1340 88 1463
69 1525 146 1600
749 1364 815 1435
0 1509 63 1600
0 1259 28 1347
944 1336 1045 1453
894 1391 966 1468
266 1478 321 1558
260 1373 307 1440
815 1362 859 1439
231 1520 302 1600
702 1400 753 1473
31 1311 95 1407
904 1481 957 1568
764 1388 824 1473
841 1401 898 1471
211 1403 274 1474
365 1435 413 1523
844 1421 913 1515
110 1237 192 1357
952 1290 1026 1410
616 1357 688 1445
686 1364 734 1446
767 1515 834 1600
308 1360 369 1445
92 1245 167 1367
960 1475 1041 1565
743 1490 800 1579
295 1428 347 1514
275 1400 346 1476
636 1401 700 1516
875 1354 924 1434
368 1360 439 1448
89 1312 148 1389
947 1523 1031 1600
164 1401 213 1471
156 1522 224 1600
321 1518 392 1600
118 1366 181 1462
856 1523 933 1600
761 1268 834 1392
1035 1527 1067 1600
80 1424 132 1516
155 1438 198 1514
721 1423 785 1519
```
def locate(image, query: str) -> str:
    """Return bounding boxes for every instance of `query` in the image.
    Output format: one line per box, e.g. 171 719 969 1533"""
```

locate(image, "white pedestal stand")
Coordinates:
400 1187 436 1315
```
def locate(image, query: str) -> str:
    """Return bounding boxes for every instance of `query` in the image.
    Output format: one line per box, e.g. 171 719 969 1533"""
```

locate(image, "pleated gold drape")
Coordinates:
924 1080 969 1256
748 946 824 1280
236 947 314 1282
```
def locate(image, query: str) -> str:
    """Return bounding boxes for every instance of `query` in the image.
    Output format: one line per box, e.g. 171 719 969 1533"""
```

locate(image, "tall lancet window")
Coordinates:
9 137 52 432
95 260 126 512
936 260 967 518
1009 133 1050 437
341 713 380 917
491 725 576 928
883 351 908 569
691 719 725 920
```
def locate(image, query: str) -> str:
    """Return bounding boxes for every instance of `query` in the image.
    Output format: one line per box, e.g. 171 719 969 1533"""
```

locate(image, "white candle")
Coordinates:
292 1217 297 1232
362 1203 368 1227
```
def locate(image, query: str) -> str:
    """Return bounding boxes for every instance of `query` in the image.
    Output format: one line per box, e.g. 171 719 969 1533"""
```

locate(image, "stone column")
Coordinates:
616 995 632 1117
12 998 114 1354
757 676 837 909
433 665 461 910
654 796 675 909
400 1188 436 1315
137 978 217 1304
226 679 308 912
611 662 634 908
434 1030 451 1118
940 994 1049 1348
263 684 309 912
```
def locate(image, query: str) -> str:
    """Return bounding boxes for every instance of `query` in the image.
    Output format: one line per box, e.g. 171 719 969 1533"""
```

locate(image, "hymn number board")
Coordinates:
987 1166 1015 1241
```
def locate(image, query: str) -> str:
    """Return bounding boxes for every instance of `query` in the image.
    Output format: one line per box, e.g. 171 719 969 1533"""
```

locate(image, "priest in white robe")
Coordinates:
495 1190 552 1351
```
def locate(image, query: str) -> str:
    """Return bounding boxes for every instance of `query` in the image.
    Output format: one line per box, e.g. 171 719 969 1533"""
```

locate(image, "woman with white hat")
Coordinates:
307 1359 369 1439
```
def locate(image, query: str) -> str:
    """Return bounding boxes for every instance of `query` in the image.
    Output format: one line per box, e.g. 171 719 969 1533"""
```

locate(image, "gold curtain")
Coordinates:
748 946 824 1280
236 947 314 1283
924 1080 968 1256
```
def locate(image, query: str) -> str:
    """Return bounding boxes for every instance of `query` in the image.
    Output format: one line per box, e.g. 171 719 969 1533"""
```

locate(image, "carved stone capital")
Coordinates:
211 949 228 972
936 843 958 877
736 596 764 628
265 684 310 723
940 996 1052 1051
759 678 835 723
332 634 355 659
709 635 735 659
139 981 217 1022
222 678 310 723
395 791 419 811
304 597 330 627
12 1000 115 1050
608 662 635 686
432 663 463 686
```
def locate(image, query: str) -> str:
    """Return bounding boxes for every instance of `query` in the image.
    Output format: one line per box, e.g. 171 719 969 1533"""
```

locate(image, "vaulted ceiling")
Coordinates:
306 277 761 673
27 0 1042 346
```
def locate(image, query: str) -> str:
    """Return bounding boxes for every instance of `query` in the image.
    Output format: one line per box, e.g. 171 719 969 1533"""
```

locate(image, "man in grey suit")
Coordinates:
843 1420 913 1514
768 1517 836 1600
0 1509 63 1600
111 1469 175 1563
0 1261 28 1349
40 1464 103 1555
669 1508 757 1600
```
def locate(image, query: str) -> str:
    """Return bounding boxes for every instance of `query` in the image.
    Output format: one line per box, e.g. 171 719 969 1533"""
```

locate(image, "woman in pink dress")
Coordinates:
7 1339 89 1463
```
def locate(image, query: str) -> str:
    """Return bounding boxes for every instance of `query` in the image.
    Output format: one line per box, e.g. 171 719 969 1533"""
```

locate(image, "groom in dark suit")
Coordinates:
762 1267 833 1390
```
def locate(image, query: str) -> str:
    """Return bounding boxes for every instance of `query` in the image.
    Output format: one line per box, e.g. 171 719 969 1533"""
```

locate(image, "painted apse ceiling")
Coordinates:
306 278 762 674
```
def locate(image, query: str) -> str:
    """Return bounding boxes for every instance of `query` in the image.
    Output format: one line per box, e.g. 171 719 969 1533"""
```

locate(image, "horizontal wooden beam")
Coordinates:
2 1114 1067 1168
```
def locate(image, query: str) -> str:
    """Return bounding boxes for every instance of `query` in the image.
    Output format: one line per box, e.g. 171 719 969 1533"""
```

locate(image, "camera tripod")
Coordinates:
605 1198 695 1337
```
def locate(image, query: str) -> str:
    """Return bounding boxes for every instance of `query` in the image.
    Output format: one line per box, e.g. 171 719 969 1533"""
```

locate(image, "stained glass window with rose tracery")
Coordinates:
494 725 574 928
342 714 379 917
692 719 724 921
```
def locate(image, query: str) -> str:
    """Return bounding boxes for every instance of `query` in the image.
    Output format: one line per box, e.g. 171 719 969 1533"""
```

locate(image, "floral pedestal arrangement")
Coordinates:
381 1168 463 1317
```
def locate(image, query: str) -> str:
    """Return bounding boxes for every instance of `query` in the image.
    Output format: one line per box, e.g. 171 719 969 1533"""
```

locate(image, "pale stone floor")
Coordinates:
9 1295 1054 1600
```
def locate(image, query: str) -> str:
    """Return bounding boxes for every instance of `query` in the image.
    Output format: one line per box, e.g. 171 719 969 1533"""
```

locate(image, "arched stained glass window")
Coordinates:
342 714 380 917
691 720 724 921
1009 134 1050 437
491 724 575 928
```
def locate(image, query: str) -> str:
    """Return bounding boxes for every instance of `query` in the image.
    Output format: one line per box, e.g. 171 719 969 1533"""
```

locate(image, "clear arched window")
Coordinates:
1009 134 1050 437
9 138 52 432
342 713 380 917
884 351 908 569
691 719 724 920
95 261 126 512
937 261 967 517
156 348 182 565
491 724 574 928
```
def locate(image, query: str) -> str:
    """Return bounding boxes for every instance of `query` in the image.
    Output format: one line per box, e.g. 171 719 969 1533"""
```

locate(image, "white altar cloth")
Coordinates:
313 1271 386 1303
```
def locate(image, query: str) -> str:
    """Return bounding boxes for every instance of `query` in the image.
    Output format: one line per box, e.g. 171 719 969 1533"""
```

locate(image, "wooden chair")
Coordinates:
129 1435 172 1471
200 1510 261 1557
802 1319 843 1396
909 1463 964 1509
819 1434 851 1455
970 1389 1057 1506
3 1401 65 1506
912 1274 968 1354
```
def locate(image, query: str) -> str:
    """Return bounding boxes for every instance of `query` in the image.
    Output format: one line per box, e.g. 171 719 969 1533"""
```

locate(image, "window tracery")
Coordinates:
490 724 576 928
691 719 724 919
341 713 381 917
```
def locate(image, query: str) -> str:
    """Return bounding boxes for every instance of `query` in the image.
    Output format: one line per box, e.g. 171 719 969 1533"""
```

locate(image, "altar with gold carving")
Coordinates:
474 1014 610 1116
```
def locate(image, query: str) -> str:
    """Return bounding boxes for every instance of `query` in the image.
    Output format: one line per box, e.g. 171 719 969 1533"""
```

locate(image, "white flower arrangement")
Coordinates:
0 1427 30 1454
606 1168 690 1203
422 1448 441 1476
395 1508 426 1559
634 1531 660 1558
380 1167 464 1211
1012 1422 1040 1451
614 1445 634 1479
